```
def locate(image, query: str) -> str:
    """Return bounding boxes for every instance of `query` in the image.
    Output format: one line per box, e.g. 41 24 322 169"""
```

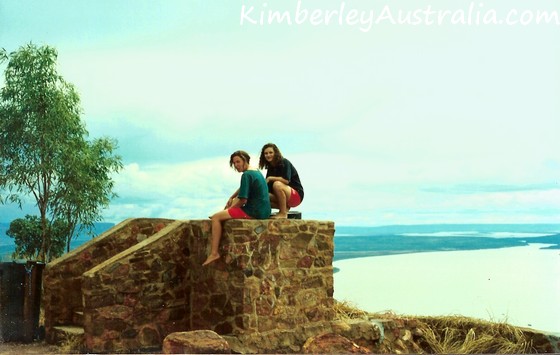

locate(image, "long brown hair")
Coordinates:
229 150 251 168
259 143 283 169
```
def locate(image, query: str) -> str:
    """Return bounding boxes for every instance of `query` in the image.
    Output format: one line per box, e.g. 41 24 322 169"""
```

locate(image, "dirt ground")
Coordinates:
0 341 62 354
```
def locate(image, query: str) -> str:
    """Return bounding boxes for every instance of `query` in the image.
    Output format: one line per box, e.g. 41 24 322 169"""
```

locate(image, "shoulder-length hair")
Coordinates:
259 143 283 169
229 150 251 168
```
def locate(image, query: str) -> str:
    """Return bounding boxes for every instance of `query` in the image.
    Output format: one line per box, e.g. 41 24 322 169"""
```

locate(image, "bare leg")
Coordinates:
271 181 292 219
203 209 232 265
269 192 279 208
269 193 280 215
269 193 290 215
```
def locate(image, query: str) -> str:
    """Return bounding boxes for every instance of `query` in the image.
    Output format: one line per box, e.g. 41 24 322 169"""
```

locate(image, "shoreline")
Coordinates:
333 243 560 335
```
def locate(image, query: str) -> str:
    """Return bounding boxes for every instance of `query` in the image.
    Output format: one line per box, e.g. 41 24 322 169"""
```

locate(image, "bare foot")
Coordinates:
271 213 288 219
202 253 220 266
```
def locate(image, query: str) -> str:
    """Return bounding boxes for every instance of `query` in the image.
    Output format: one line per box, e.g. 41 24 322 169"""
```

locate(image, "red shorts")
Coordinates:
227 207 253 219
288 188 302 208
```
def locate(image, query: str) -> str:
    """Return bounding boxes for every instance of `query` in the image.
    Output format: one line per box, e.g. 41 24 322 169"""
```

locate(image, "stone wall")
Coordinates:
43 218 175 340
72 219 334 353
189 219 335 335
81 220 192 352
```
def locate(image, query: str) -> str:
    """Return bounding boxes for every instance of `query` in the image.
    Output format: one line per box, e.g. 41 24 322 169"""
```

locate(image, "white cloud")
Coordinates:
102 156 260 222
98 151 560 226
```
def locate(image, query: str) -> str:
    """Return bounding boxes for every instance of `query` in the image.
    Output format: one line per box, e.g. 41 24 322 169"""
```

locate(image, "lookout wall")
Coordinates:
43 218 336 353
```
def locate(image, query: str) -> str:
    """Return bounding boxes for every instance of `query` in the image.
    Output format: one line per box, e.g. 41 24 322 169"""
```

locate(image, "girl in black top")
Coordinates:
259 143 304 219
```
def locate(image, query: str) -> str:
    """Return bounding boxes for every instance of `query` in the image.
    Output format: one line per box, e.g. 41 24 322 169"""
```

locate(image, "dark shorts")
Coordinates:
288 188 302 208
227 207 253 219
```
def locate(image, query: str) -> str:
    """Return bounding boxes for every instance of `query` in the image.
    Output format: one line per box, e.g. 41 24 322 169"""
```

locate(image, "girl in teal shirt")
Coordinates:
203 150 270 266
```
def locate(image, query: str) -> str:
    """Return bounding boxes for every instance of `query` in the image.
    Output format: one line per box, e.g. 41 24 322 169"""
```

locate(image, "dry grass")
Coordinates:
56 334 85 354
333 300 399 321
333 299 369 320
0 335 82 354
333 300 538 354
416 315 535 354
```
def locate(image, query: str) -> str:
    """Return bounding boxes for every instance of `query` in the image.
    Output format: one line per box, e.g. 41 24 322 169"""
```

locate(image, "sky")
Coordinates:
0 0 559 226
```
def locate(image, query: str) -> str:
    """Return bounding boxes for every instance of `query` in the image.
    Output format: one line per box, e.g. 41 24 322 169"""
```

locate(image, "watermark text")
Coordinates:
240 1 560 32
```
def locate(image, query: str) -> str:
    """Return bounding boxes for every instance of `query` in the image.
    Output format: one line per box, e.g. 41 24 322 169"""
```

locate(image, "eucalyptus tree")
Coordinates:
0 43 122 261
6 215 66 261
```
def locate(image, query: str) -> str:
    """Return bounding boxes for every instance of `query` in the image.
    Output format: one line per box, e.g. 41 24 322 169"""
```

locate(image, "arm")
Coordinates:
231 197 247 207
266 176 289 184
225 188 240 208
232 171 250 207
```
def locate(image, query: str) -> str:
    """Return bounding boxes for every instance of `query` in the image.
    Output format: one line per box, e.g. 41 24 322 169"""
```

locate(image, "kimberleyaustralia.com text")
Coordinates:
240 1 560 32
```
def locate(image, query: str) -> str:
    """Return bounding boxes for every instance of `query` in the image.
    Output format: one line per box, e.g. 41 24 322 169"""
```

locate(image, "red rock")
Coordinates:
162 330 231 354
302 333 371 354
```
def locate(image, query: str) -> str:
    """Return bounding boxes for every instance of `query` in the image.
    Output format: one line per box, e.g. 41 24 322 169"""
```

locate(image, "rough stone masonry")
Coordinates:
43 218 337 353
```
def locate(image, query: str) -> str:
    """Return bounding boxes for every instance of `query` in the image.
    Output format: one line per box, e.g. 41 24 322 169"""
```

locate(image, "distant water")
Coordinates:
333 225 560 334
2 222 560 262
334 224 560 261
334 243 560 334
0 222 114 260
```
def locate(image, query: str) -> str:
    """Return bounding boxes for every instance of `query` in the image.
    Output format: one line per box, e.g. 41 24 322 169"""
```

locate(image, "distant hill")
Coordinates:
334 224 560 261
336 223 560 236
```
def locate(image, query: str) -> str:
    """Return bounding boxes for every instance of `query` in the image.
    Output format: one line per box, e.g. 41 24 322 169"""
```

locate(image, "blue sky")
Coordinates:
0 0 559 226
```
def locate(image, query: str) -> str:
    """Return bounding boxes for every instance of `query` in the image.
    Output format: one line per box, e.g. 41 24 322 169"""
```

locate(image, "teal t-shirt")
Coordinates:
238 169 271 219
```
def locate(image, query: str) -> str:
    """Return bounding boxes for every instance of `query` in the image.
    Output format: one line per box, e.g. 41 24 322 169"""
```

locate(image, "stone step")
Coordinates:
73 311 84 326
51 325 84 347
